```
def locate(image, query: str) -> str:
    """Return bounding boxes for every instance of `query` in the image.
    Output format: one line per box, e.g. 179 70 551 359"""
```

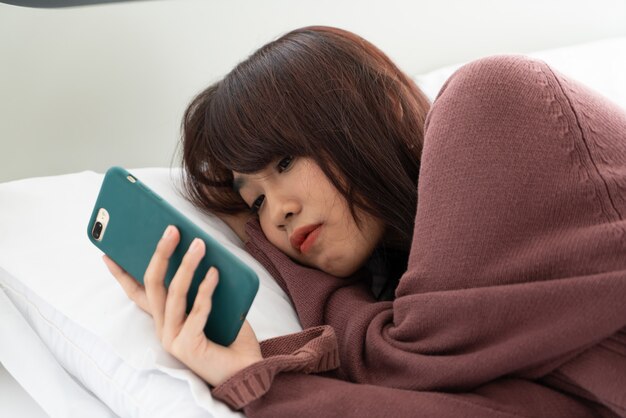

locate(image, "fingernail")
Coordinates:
189 238 201 253
162 225 172 239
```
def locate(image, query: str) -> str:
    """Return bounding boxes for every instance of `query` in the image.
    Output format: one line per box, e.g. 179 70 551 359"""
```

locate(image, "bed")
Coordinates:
1 2 626 417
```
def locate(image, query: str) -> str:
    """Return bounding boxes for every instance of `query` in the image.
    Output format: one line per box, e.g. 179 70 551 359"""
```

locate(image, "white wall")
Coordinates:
1 0 626 182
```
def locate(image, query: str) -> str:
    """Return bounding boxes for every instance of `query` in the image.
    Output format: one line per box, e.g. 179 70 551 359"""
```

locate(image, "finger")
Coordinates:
103 255 150 313
179 267 219 342
144 225 180 339
163 238 206 344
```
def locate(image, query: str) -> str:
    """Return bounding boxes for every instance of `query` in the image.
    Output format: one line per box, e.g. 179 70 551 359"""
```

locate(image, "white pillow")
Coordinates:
0 167 302 418
0 284 117 417
414 36 626 111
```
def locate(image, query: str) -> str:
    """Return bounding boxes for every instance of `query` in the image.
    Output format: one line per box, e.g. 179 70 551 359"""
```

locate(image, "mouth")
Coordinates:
290 223 323 253
299 225 322 254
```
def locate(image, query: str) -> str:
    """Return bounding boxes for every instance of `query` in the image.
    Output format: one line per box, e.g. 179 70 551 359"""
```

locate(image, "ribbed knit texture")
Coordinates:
210 55 626 417
211 326 339 410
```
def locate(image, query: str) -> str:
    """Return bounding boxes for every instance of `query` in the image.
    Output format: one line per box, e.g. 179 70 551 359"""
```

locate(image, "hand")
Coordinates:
102 225 262 387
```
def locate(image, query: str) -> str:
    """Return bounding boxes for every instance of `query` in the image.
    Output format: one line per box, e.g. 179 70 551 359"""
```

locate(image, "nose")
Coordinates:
270 195 301 229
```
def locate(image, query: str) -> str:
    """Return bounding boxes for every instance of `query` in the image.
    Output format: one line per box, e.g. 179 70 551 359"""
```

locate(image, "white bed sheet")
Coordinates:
0 284 116 417
0 361 49 418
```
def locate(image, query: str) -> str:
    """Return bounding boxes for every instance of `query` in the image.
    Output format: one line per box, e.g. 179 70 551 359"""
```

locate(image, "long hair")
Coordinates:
177 26 430 251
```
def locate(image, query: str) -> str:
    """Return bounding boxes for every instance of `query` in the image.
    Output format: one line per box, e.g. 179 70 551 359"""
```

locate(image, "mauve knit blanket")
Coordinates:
212 55 626 417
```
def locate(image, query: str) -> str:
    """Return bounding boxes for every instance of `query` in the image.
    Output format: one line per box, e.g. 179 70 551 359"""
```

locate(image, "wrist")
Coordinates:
209 355 261 388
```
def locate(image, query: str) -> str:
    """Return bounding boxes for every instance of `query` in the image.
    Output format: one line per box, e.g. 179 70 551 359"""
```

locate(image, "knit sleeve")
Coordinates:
210 326 340 409
236 54 626 412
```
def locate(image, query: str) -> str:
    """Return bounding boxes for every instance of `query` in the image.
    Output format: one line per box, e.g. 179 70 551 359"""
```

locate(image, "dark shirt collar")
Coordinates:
366 245 408 301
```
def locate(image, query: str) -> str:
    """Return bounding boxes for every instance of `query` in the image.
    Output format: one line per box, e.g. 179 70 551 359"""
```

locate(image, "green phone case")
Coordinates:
87 166 259 346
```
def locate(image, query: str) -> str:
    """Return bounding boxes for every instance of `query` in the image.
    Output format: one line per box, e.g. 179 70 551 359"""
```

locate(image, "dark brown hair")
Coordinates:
177 26 430 250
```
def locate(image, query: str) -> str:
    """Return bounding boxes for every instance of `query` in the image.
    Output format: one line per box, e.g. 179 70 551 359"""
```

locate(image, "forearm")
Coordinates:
240 373 596 418
211 326 340 409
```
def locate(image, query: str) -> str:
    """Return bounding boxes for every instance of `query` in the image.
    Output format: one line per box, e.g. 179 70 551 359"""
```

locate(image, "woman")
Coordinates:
104 26 626 417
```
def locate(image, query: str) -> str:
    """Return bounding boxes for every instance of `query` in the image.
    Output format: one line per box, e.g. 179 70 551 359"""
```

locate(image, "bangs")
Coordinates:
204 99 277 175
205 59 308 175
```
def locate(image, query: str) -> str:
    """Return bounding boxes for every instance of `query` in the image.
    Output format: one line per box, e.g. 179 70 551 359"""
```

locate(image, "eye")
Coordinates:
248 156 294 215
277 156 294 173
250 195 265 215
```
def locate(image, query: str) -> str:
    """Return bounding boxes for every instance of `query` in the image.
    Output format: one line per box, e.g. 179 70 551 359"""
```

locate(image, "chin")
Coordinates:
321 260 358 278
291 252 358 278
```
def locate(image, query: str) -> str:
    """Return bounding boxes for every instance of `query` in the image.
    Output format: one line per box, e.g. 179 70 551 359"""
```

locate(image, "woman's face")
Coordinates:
233 156 385 277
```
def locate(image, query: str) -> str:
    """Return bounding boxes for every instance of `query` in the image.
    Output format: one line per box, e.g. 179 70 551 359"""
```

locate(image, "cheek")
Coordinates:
259 219 292 253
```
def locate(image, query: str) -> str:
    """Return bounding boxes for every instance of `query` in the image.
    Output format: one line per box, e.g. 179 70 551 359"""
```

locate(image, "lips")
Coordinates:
290 223 323 252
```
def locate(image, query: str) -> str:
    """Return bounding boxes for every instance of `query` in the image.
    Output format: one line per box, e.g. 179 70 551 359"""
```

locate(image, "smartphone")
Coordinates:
87 166 259 346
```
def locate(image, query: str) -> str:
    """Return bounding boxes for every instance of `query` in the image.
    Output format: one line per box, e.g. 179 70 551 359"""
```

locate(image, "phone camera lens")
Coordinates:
93 221 103 239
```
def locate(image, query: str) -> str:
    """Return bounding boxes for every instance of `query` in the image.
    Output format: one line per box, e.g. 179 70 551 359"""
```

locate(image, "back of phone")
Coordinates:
87 166 259 346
